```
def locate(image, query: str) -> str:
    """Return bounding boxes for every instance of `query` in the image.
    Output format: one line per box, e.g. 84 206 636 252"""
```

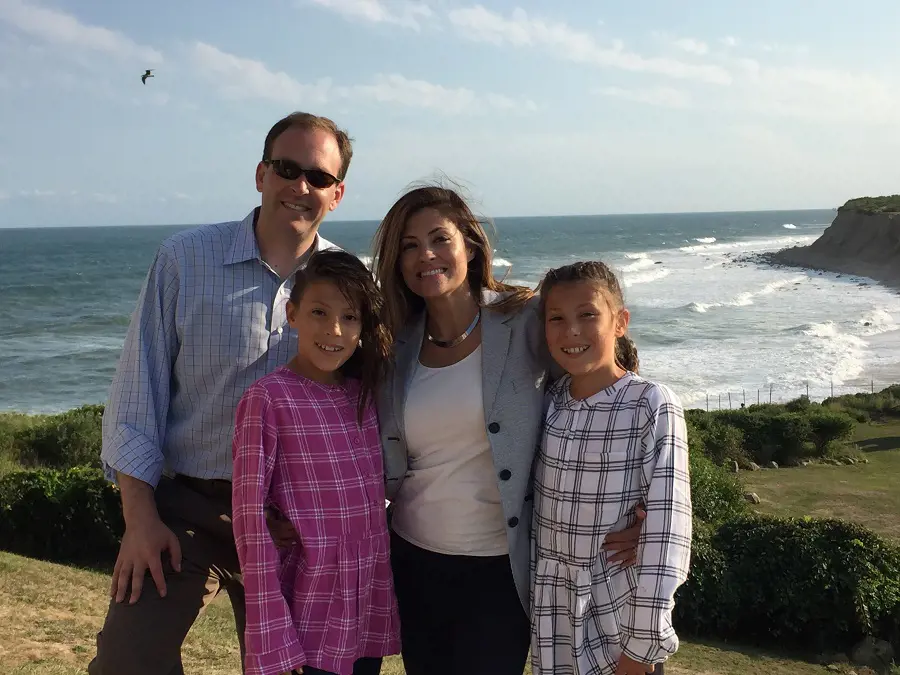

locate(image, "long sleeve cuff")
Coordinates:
101 427 166 488
621 632 678 666
244 642 306 675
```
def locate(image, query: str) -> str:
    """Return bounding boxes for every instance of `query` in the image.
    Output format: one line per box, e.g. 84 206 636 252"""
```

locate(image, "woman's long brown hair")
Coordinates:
290 249 393 424
372 183 533 335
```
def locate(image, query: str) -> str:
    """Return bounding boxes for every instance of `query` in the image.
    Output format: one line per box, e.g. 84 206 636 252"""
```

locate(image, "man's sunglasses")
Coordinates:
263 158 341 189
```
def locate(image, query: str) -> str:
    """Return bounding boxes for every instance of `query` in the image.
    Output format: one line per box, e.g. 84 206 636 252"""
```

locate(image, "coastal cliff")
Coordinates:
770 195 900 291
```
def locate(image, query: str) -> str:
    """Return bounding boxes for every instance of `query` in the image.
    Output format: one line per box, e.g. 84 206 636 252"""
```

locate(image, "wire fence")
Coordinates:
698 378 890 411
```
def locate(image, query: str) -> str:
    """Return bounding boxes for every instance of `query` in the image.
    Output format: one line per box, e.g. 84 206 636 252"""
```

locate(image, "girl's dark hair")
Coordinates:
289 249 392 424
536 260 640 374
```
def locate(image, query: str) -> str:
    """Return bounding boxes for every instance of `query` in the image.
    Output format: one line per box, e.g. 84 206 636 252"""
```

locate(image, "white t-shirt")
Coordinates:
390 345 509 556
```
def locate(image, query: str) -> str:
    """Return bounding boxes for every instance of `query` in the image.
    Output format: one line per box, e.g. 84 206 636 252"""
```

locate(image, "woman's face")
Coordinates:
399 207 474 301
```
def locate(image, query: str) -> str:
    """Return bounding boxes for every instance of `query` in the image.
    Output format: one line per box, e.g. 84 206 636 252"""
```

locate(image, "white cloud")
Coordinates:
191 42 332 105
673 38 708 56
307 0 432 30
18 188 55 197
192 43 533 115
91 192 118 204
720 36 739 48
446 6 731 85
486 92 538 113
596 85 691 109
0 0 162 64
758 42 810 56
349 73 536 114
736 64 899 126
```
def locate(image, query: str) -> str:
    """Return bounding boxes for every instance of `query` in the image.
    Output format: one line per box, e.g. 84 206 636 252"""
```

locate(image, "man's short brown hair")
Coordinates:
262 112 354 180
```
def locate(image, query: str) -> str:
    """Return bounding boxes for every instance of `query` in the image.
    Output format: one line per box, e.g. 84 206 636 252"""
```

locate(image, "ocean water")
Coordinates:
2 209 899 414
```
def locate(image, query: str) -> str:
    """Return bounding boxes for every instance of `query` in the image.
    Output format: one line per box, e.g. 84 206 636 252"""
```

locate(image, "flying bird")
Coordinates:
141 69 154 84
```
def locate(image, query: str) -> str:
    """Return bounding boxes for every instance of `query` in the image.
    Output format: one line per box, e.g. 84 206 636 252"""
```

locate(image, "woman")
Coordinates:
372 185 645 675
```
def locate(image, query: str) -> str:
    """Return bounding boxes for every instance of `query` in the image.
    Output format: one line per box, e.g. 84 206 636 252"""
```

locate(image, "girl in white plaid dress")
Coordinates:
530 261 692 675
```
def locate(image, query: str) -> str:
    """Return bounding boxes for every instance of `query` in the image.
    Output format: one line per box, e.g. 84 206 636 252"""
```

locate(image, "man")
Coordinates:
88 111 352 675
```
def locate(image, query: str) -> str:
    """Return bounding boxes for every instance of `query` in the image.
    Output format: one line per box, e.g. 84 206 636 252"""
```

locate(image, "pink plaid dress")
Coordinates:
232 366 401 675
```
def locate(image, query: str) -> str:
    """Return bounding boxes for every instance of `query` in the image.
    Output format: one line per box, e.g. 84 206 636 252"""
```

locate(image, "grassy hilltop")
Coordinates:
837 195 900 215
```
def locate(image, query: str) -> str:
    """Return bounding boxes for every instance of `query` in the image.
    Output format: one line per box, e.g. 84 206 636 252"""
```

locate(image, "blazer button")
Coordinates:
488 422 500 433
508 516 519 528
498 469 511 481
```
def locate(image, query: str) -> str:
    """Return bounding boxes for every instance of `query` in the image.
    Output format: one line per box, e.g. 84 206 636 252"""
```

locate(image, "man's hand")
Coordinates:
266 507 299 548
615 653 655 675
112 514 182 604
111 472 182 604
602 503 646 567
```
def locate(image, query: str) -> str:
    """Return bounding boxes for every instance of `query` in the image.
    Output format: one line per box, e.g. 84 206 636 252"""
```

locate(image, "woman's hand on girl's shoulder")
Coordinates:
601 503 646 566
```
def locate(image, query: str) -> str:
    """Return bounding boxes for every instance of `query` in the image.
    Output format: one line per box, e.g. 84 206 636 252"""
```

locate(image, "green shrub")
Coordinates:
688 451 748 525
767 412 813 465
675 514 900 654
839 195 900 215
5 405 104 470
672 521 728 638
0 412 46 468
806 409 857 456
823 387 900 421
0 466 123 565
697 408 826 466
686 410 749 467
685 417 705 454
785 395 812 413
714 409 776 464
703 422 747 466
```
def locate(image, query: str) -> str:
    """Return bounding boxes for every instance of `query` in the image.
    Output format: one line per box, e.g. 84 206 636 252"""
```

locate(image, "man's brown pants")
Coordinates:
87 475 247 675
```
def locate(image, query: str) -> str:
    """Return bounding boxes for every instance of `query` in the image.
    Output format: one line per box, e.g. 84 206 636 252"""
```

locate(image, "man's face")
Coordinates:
255 126 346 239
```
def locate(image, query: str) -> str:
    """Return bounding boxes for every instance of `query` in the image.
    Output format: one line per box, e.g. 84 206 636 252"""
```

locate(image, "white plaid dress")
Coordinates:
530 372 692 675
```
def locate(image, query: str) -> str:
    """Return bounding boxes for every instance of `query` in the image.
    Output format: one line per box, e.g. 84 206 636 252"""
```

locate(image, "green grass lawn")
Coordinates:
0 549 868 675
740 420 900 541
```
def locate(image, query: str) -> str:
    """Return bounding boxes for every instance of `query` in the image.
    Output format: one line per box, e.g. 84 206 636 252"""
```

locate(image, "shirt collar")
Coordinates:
224 207 336 267
555 371 635 410
225 208 262 266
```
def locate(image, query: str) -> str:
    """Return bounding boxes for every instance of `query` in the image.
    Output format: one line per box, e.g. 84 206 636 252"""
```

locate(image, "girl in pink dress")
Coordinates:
232 249 399 675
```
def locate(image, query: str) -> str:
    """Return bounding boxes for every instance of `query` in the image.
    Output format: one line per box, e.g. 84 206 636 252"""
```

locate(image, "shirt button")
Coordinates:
507 517 519 528
488 422 500 434
498 469 511 481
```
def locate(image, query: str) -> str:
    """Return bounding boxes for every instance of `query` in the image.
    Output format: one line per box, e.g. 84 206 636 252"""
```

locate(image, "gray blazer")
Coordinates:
378 291 551 610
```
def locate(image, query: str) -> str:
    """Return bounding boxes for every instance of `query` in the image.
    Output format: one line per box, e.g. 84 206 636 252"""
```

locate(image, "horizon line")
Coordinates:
0 205 838 231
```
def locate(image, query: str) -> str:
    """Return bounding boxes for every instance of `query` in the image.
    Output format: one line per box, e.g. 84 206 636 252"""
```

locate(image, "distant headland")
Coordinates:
763 194 900 292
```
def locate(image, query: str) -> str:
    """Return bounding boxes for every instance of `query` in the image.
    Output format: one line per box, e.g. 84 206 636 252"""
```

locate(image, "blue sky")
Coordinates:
1 0 899 227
